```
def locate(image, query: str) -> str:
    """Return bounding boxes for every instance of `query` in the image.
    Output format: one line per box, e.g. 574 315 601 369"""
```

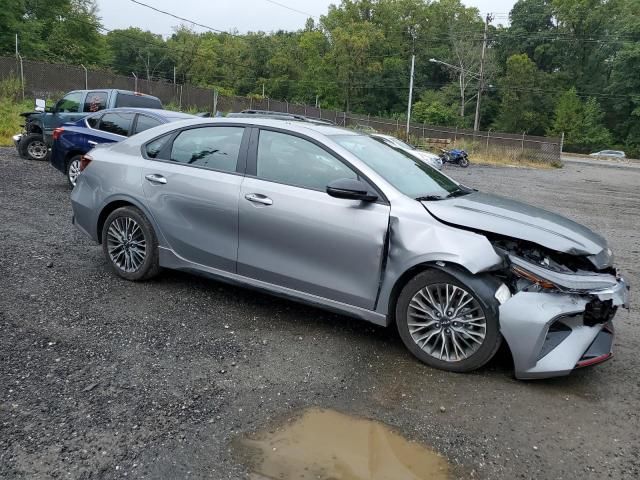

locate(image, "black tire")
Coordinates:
101 206 160 281
395 269 501 373
459 156 470 168
66 155 82 188
19 133 49 161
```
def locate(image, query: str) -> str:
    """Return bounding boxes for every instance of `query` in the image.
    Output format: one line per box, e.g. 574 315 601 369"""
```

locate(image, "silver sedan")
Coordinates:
71 118 630 379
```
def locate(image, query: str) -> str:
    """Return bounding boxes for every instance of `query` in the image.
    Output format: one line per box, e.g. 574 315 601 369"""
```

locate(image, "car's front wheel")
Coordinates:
20 133 49 161
66 155 82 188
396 269 501 372
102 206 160 281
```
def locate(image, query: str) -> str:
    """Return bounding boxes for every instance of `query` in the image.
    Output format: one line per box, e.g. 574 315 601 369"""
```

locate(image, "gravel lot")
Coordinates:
1 147 638 479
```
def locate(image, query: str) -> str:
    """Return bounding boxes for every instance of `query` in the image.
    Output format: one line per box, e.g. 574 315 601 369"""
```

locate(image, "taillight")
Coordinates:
52 127 64 140
79 154 93 172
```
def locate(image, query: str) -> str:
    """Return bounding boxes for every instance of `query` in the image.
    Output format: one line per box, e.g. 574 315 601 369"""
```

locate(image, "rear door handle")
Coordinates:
245 193 273 206
145 174 167 185
88 140 98 146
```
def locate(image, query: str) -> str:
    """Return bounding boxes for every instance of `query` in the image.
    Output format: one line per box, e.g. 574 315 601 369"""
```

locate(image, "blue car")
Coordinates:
50 108 195 187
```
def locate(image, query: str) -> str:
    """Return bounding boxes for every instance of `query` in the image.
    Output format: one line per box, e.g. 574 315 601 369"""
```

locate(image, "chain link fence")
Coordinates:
1 56 562 164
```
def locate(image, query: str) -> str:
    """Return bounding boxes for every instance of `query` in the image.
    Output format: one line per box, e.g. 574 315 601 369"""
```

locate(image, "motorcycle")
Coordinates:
439 148 470 168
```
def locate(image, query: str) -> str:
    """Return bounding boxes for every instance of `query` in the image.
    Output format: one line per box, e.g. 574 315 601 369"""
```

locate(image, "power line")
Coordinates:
263 0 318 18
129 0 242 37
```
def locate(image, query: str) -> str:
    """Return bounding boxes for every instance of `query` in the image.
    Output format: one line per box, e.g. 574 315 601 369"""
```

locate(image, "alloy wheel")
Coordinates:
407 283 486 362
106 217 147 273
27 140 48 160
68 158 81 186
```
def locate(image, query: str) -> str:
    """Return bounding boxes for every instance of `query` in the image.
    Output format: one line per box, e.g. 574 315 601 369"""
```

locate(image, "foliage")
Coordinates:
0 77 32 146
412 90 459 126
550 88 612 152
1 0 638 154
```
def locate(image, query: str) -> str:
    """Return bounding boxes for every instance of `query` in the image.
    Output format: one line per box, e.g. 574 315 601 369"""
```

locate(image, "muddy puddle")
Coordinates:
235 408 451 480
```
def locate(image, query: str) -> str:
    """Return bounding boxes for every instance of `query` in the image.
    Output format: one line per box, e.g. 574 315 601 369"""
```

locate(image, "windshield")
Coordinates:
333 135 465 199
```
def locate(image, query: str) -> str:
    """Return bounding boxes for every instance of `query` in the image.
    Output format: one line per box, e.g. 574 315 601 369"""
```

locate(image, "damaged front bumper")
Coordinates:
500 277 630 379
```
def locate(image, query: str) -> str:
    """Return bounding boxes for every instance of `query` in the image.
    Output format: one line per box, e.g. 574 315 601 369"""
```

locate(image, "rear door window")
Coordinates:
169 127 244 172
134 114 162 134
98 112 135 137
83 91 108 113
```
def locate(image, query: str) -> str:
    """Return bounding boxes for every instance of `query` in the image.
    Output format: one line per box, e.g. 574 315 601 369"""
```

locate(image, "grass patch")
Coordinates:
0 77 32 147
0 98 32 146
471 150 562 169
413 137 563 169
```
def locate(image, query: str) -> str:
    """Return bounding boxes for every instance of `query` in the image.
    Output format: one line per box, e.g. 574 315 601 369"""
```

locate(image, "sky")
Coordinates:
96 0 516 37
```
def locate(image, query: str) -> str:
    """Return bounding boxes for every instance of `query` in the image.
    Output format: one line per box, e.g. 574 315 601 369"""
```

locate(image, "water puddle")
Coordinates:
235 408 451 480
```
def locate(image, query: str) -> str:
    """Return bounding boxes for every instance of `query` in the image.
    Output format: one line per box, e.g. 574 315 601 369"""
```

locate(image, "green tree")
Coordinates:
493 54 553 135
550 88 612 151
412 90 459 126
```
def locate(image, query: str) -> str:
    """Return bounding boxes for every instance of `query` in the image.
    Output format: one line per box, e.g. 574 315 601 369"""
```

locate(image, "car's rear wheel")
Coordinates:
396 270 501 372
102 206 160 281
66 155 82 188
459 156 470 168
20 133 49 161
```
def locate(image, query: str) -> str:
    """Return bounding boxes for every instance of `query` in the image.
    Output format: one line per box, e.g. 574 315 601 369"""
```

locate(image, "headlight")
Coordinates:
509 255 618 292
511 264 557 290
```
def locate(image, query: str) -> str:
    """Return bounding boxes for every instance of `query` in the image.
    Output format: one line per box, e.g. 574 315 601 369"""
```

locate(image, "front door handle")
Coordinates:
245 193 273 206
88 140 98 146
145 174 167 185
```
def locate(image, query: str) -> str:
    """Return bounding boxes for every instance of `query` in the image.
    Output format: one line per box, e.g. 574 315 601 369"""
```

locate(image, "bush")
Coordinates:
0 76 21 100
0 77 32 147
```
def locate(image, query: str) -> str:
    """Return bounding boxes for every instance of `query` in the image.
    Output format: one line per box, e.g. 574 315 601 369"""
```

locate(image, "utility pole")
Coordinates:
474 13 492 132
173 66 176 85
80 64 88 89
406 26 418 138
132 72 138 92
262 83 265 98
15 34 24 100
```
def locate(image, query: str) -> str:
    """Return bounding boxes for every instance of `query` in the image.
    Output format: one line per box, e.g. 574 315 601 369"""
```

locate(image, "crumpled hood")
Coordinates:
423 192 607 256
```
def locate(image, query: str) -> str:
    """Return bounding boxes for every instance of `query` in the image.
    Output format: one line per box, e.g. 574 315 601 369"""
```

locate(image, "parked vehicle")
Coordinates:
590 150 626 159
71 118 629 380
371 133 442 169
439 148 470 167
51 108 194 187
14 89 163 161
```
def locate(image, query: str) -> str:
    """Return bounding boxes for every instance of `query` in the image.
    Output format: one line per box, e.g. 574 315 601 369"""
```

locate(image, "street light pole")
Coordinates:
406 53 415 138
474 13 493 132
406 26 418 138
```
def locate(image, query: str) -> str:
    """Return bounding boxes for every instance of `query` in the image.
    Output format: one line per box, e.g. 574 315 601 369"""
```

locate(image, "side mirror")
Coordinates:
34 98 46 112
326 178 378 202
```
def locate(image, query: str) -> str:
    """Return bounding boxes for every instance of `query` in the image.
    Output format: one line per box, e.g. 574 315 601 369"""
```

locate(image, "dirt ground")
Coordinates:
1 147 638 479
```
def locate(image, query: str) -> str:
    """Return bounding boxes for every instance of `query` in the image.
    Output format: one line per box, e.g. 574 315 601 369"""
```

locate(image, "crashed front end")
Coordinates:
492 239 630 379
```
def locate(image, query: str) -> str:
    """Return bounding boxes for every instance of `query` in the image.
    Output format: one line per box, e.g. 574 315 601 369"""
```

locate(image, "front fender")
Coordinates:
376 212 503 320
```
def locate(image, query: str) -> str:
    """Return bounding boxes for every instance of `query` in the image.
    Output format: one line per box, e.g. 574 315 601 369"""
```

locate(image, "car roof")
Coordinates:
84 108 195 119
146 117 361 136
66 89 159 98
